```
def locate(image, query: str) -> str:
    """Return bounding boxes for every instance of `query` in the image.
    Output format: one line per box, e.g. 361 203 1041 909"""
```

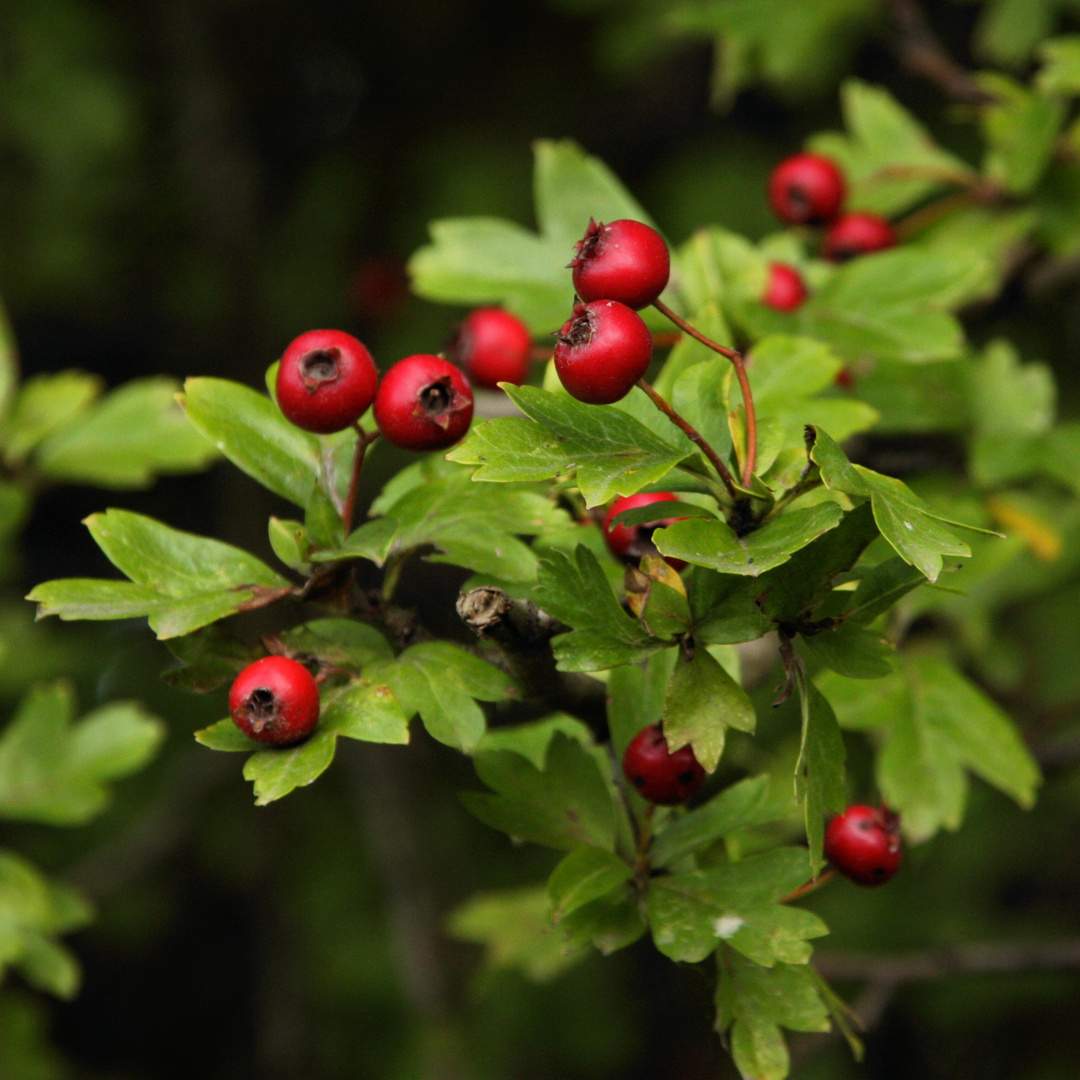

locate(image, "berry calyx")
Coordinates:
603 492 686 569
553 299 653 405
229 656 320 747
449 307 532 389
622 723 706 805
276 329 379 434
824 804 903 886
762 262 809 312
768 153 846 226
822 212 897 262
569 218 670 310
373 354 474 451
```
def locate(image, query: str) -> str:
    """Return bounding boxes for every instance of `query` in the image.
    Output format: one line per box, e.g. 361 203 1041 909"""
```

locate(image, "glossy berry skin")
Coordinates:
603 492 685 569
229 656 320 747
763 262 808 312
622 723 706 805
823 212 897 262
374 354 474 450
570 218 670 310
824 805 903 886
553 300 652 405
276 329 378 434
768 153 846 226
450 307 532 389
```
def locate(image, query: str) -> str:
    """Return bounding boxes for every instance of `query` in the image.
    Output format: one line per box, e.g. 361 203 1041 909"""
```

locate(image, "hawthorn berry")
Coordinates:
824 804 903 886
569 218 671 310
450 307 532 389
374 353 474 451
762 262 808 312
768 152 846 226
553 299 652 405
603 492 686 569
276 329 378 434
229 656 320 748
622 723 706 805
823 212 897 262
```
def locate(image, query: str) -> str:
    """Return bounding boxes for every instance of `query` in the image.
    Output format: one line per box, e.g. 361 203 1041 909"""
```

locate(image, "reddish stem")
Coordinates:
652 299 757 485
781 868 836 904
635 378 739 499
341 424 374 535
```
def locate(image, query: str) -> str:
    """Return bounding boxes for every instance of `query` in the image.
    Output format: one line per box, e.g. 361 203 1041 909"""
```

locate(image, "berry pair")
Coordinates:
768 152 897 262
276 329 473 451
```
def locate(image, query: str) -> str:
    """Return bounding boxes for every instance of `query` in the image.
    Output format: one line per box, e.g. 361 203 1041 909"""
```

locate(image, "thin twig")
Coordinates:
781 868 835 904
341 424 375 534
652 298 757 485
635 377 739 499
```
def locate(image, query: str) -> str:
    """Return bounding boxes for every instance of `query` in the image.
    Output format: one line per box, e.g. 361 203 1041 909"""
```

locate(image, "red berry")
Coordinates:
553 300 653 405
768 153 846 226
824 804 903 886
373 354 474 451
763 262 808 312
229 656 320 747
603 492 686 569
622 723 706 805
450 307 532 389
276 329 378 434
569 218 670 310
835 366 855 390
823 212 897 262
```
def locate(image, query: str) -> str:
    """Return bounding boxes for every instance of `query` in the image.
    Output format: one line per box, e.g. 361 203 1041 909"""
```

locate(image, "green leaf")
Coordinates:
646 848 820 964
27 579 169 623
977 0 1056 67
320 681 410 744
547 846 632 922
802 249 966 364
0 682 163 825
279 617 393 668
830 557 929 626
181 377 321 507
462 731 617 852
504 385 690 507
663 647 756 772
1038 35 1080 94
318 462 567 582
655 503 844 577
606 650 678 760
163 625 259 692
690 571 774 645
794 676 847 875
268 517 310 572
242 730 338 806
476 713 596 768
821 656 1041 841
979 72 1065 194
35 378 217 488
446 886 586 982
810 427 971 582
534 547 662 671
446 416 577 483
717 951 831 1080
194 718 261 752
367 642 515 753
651 775 787 869
799 626 896 679
0 297 17 422
810 79 974 217
558 888 646 956
675 227 769 317
1 370 101 465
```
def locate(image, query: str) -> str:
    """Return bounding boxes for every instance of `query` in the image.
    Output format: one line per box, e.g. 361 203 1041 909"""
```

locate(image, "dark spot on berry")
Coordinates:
300 348 341 388
419 379 452 415
787 185 810 217
631 775 646 789
678 770 696 786
244 686 279 732
873 865 886 877
858 819 874 831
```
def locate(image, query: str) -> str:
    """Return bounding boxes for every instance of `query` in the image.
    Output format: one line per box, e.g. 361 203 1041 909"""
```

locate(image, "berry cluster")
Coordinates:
762 151 898 315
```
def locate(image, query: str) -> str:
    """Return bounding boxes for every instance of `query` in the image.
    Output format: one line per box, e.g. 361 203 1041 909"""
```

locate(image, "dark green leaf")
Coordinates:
606 650 678 760
795 677 847 874
320 681 410 744
655 503 844 577
799 626 896 678
547 846 632 922
463 731 617 851
163 625 258 692
476 713 596 768
664 647 756 771
689 570 773 644
279 618 393 668
242 730 338 806
558 888 646 956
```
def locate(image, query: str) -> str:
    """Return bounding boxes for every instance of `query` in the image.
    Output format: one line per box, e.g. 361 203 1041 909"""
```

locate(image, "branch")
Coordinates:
456 586 607 733
885 0 998 106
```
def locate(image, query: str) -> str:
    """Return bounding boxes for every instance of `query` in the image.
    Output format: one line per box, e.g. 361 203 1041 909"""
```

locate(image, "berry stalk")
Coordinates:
341 424 378 535
651 299 758 485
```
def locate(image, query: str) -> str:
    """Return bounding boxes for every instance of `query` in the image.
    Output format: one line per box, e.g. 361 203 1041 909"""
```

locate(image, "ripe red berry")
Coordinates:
229 656 320 747
762 262 808 312
373 354 474 451
823 212 897 262
603 492 686 569
569 218 670 310
553 299 653 405
768 153 846 226
622 723 706 805
276 329 378 434
824 804 903 886
835 366 855 390
450 307 532 389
